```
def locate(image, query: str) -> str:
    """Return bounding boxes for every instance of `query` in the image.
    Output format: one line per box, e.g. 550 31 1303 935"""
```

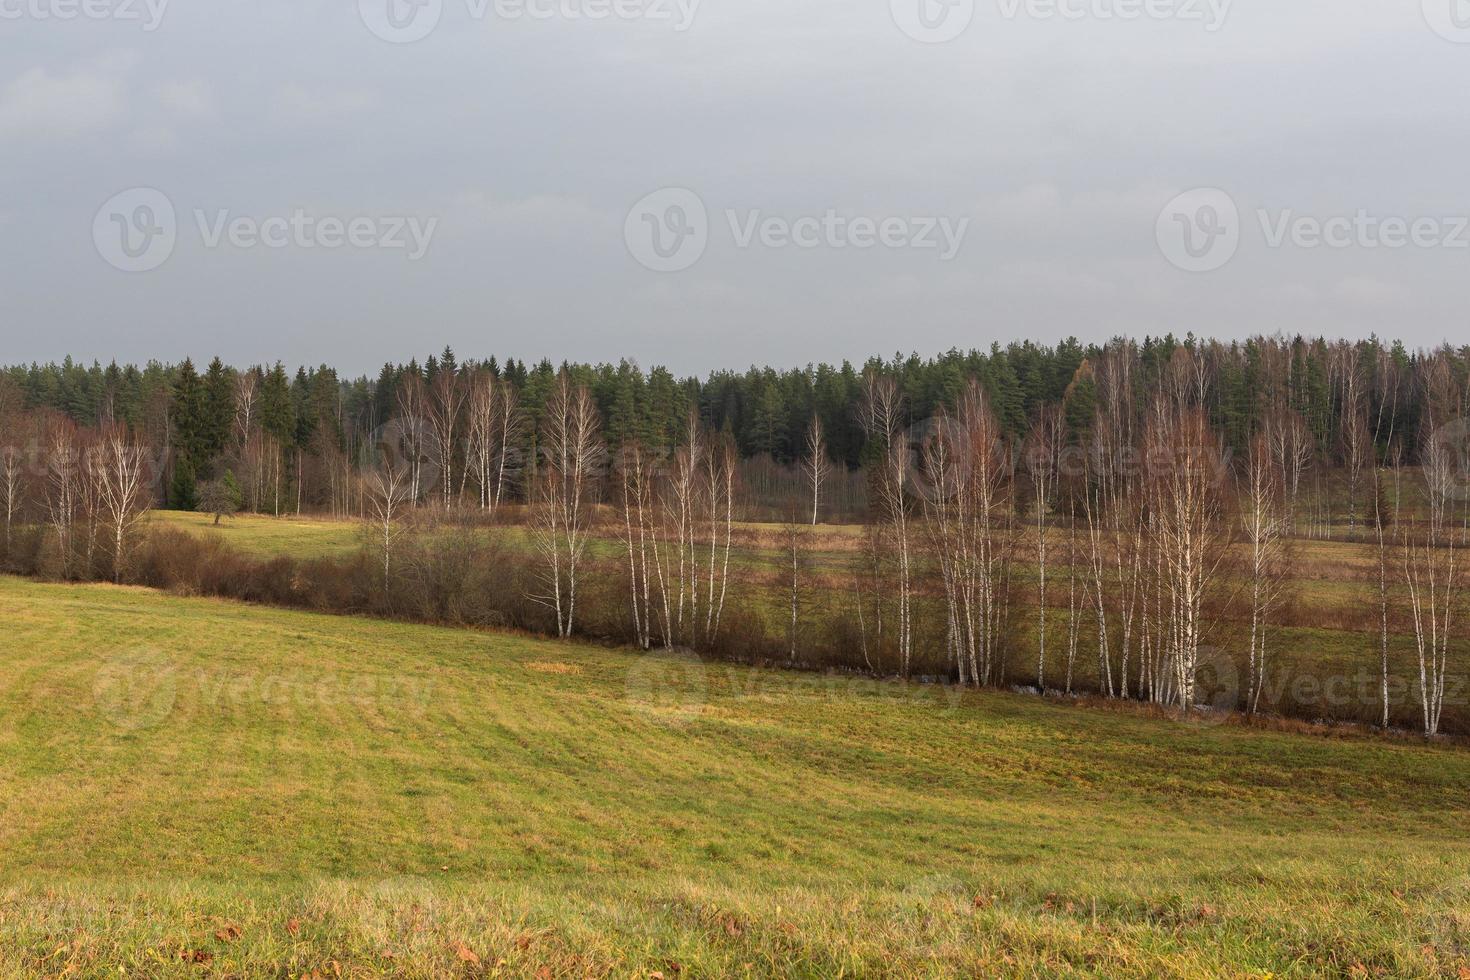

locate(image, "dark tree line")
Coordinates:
1 334 1443 518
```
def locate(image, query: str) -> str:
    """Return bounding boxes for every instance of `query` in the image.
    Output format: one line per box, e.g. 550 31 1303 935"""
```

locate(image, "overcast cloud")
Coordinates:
1 0 1467 375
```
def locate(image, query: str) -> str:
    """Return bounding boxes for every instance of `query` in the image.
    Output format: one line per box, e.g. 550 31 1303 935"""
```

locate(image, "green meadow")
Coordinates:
1 576 1468 977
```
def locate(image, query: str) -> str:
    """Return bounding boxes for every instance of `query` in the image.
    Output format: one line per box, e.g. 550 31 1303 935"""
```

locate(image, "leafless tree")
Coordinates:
491 382 522 510
860 372 913 675
1265 405 1313 535
427 366 465 509
1332 344 1370 534
532 374 604 639
1064 503 1082 695
1238 431 1290 713
0 443 25 548
803 414 831 526
1025 405 1063 689
43 421 82 579
1082 347 1144 699
233 370 258 450
364 461 414 589
466 376 524 513
783 515 811 663
1146 402 1231 711
618 442 659 649
1401 357 1462 736
465 370 500 511
702 436 737 644
1370 352 1401 727
91 424 153 583
922 382 1013 687
395 373 431 504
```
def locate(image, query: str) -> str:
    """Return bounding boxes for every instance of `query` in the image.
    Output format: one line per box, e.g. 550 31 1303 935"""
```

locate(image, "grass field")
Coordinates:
147 508 1461 731
150 510 364 561
2 576 1469 977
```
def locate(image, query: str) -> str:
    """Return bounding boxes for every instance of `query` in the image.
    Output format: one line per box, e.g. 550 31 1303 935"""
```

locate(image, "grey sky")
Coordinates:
1 0 1467 377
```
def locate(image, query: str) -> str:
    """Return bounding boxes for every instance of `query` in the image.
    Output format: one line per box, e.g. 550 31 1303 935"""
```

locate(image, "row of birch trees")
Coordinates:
839 343 1468 735
0 411 154 582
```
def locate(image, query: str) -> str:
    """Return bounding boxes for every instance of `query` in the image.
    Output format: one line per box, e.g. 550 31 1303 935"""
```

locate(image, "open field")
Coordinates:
2 575 1470 976
149 510 364 562
145 508 1464 731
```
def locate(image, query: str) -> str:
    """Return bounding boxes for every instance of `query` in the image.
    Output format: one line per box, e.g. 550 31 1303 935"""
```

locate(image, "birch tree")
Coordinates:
233 370 258 449
1147 403 1230 711
860 373 913 675
1370 352 1401 728
0 443 24 548
427 366 465 509
1025 405 1063 689
1401 358 1461 736
364 460 414 589
783 515 811 663
618 442 659 649
533 374 603 639
922 382 1013 687
394 373 430 504
465 371 500 511
93 424 152 583
803 414 831 525
1238 431 1289 713
44 422 81 579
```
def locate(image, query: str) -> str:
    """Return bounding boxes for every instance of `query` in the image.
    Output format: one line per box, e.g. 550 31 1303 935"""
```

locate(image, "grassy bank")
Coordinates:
1 576 1467 976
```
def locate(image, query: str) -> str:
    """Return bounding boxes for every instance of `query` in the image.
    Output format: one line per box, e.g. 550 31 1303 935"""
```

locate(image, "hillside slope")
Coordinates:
0 576 1467 977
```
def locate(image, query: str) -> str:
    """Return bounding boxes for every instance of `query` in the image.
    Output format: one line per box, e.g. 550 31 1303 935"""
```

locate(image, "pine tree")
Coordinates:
203 356 233 460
